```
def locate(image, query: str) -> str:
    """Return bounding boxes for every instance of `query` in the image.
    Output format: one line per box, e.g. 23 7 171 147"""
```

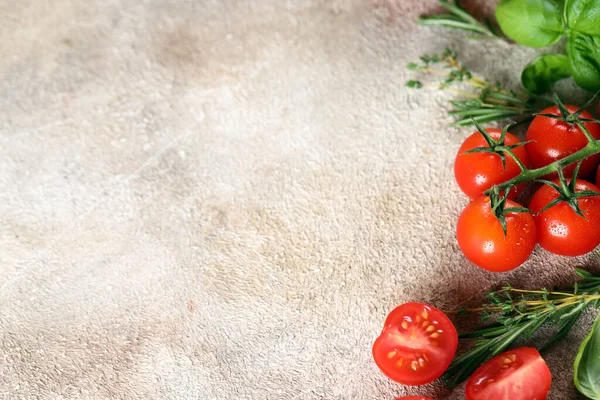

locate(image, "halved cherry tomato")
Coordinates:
372 302 458 385
454 128 528 199
529 179 600 256
525 105 600 178
465 347 551 400
396 397 434 400
456 196 536 272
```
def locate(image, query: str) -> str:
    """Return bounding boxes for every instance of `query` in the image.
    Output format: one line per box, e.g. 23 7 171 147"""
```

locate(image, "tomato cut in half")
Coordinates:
372 302 458 385
396 397 434 400
465 347 551 400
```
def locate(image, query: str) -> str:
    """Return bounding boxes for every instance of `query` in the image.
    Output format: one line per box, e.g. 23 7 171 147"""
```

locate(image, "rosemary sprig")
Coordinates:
418 0 501 40
406 49 548 126
443 268 600 388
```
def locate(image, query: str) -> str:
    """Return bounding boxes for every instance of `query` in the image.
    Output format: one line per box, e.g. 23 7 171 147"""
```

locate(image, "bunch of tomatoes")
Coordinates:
372 102 600 400
455 103 600 272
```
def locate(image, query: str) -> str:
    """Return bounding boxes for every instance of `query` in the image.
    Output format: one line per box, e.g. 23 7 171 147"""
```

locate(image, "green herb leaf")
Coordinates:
495 0 565 48
574 313 600 399
567 32 600 92
565 0 600 36
521 54 572 94
406 80 423 89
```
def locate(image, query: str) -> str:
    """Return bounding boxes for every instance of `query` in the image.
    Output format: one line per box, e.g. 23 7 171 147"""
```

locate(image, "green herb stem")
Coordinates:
484 140 600 196
443 269 600 387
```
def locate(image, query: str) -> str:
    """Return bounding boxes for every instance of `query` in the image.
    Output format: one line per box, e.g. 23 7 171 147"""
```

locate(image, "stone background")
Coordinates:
1 0 597 399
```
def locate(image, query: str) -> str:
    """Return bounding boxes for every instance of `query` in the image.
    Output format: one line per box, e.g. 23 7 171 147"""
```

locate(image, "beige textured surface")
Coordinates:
1 0 599 399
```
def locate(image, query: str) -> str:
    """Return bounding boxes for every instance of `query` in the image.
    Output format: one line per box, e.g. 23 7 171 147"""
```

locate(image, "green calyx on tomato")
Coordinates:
525 95 600 179
536 162 600 217
454 122 528 200
530 173 600 256
456 194 535 272
462 121 528 172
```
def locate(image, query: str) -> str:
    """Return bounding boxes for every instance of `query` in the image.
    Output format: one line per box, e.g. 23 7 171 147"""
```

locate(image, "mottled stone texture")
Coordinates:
0 0 596 399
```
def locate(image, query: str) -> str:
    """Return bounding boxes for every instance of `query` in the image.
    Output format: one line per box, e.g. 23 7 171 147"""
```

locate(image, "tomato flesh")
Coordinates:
456 196 536 272
454 128 528 199
466 347 551 400
372 303 458 385
529 179 600 256
525 105 600 178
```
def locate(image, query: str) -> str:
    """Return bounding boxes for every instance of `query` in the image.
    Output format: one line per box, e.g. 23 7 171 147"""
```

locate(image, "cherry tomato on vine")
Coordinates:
465 347 551 400
456 196 536 272
372 302 458 386
396 397 434 400
454 128 528 199
529 179 600 256
525 105 600 178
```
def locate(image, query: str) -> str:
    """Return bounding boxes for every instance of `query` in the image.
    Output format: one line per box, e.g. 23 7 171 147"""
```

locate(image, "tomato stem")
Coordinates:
484 140 600 196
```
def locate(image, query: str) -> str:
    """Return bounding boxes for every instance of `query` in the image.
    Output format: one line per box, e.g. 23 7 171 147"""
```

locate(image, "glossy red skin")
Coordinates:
372 303 458 386
466 347 551 400
456 197 536 272
455 128 528 199
396 397 434 400
525 105 600 178
529 179 600 256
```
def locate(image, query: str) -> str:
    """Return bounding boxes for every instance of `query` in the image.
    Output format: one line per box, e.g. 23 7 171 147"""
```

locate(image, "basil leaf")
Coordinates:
565 0 600 36
521 53 572 94
495 0 565 48
567 32 600 91
574 313 600 399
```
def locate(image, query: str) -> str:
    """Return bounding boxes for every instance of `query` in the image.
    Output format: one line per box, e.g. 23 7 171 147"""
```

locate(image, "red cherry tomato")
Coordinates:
525 105 600 178
456 196 536 272
465 347 551 400
529 179 600 256
372 303 458 386
396 397 434 400
454 128 528 199
597 165 600 186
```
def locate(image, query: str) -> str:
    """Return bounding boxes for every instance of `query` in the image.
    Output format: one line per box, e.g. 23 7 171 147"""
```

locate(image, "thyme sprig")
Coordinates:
443 268 600 388
407 49 547 126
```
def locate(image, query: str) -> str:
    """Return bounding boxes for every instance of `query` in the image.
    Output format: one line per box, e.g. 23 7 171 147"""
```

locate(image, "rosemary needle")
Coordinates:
442 268 600 387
